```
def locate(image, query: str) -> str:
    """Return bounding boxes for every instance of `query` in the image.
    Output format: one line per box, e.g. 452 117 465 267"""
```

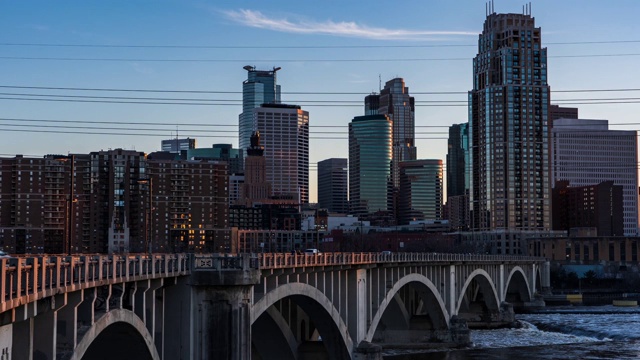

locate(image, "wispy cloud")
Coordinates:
223 9 475 40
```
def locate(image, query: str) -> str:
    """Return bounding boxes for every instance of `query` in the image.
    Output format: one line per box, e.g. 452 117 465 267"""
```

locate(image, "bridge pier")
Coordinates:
189 255 260 360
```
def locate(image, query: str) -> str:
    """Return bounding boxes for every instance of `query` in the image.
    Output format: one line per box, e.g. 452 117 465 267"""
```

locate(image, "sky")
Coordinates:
2 0 640 202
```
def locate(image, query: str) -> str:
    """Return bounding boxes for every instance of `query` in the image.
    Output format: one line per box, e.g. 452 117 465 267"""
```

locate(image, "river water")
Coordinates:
384 305 640 360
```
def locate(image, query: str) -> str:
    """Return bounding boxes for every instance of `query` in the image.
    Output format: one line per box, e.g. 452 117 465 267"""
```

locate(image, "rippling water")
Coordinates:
384 306 640 360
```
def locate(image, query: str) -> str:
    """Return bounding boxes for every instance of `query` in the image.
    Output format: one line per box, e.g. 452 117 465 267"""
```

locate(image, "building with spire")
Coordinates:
469 7 550 231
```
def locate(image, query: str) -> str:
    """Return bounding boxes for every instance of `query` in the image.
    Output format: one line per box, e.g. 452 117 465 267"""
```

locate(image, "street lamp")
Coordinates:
137 178 153 254
55 154 75 255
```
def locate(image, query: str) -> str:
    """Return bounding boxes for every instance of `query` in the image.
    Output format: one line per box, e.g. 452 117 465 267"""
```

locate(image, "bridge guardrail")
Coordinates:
256 252 545 269
0 253 190 315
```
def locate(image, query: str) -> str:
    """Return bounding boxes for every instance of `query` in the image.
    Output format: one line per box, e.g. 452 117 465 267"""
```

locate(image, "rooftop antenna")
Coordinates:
378 74 382 92
485 2 488 16
529 2 532 15
176 126 179 140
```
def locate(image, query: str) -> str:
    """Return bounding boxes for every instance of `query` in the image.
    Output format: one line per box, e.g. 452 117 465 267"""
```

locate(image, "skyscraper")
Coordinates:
398 159 443 224
348 114 393 216
239 131 272 205
378 78 417 188
317 158 348 214
254 103 309 204
447 123 470 198
469 10 550 231
239 66 281 151
551 118 638 235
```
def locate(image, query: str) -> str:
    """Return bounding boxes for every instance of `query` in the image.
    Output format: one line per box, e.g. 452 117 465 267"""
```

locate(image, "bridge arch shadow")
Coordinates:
251 283 352 359
367 274 450 345
504 266 532 307
456 269 501 325
72 308 159 360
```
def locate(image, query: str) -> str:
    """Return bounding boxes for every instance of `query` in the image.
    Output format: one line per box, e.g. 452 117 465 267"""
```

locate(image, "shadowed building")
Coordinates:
398 160 443 225
318 158 348 214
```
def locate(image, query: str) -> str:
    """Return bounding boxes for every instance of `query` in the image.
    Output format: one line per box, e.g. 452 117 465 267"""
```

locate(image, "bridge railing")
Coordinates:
256 252 544 269
0 253 190 314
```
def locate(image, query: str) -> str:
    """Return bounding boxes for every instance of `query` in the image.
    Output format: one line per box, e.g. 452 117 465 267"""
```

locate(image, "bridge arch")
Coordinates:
504 266 532 304
252 282 353 359
366 273 449 342
455 269 500 315
71 308 159 360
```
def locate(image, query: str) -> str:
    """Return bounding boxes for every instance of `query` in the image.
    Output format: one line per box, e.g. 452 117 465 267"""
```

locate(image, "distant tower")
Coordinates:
348 114 393 216
378 78 417 188
239 66 282 151
253 104 309 204
399 159 443 224
317 158 348 214
447 123 469 198
240 131 272 205
469 10 550 231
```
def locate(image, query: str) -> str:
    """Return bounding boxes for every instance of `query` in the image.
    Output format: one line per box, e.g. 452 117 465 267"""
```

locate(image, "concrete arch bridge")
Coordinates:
0 252 548 360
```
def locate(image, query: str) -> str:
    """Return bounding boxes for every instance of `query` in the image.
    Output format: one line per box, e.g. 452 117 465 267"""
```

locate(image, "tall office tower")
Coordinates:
161 137 196 154
254 104 309 204
551 118 639 235
378 78 417 188
239 66 281 151
240 132 272 205
317 158 348 214
348 114 393 216
469 10 550 231
447 123 470 198
549 105 578 121
398 159 443 225
187 144 244 175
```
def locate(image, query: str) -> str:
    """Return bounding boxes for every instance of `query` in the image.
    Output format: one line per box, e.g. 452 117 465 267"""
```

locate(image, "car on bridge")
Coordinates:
304 248 321 255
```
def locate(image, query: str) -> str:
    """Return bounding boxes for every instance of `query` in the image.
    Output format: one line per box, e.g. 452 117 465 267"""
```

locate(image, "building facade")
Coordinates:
239 66 282 151
447 123 470 199
551 118 638 235
254 103 309 204
317 158 348 214
398 160 443 225
469 11 551 231
348 114 393 216
552 180 624 237
549 105 578 121
161 138 196 154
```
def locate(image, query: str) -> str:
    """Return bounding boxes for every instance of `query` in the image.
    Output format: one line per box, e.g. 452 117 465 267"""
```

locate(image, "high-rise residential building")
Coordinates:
239 66 281 151
89 149 147 254
146 159 229 252
552 180 624 237
398 160 443 225
253 103 309 204
317 158 348 214
469 10 550 231
161 138 196 154
549 105 578 121
348 114 393 216
551 118 638 235
447 123 470 198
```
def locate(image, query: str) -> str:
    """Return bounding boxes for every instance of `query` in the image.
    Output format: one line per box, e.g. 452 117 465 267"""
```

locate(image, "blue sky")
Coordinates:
2 0 640 201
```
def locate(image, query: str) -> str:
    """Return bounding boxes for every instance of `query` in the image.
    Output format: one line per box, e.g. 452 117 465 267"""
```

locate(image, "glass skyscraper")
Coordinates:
398 160 443 224
469 11 550 231
318 158 348 214
239 66 281 151
446 123 469 199
348 114 393 216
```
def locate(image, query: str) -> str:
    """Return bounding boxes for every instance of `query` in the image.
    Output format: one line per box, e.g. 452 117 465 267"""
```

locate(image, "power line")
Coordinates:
3 53 640 63
2 39 640 49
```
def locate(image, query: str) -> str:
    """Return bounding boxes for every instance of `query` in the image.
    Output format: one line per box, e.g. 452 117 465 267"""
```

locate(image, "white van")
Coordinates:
304 248 320 255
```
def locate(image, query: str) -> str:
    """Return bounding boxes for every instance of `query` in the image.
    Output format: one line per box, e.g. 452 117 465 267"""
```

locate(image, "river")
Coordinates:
384 305 640 360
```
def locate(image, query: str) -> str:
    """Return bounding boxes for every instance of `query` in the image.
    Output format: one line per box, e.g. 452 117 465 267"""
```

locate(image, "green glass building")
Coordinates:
348 115 393 216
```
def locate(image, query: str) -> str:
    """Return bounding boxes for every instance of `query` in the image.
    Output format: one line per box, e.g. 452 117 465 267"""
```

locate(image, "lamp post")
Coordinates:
137 178 152 254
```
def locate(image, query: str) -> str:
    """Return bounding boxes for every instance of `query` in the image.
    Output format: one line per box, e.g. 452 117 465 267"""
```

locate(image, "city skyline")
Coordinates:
3 1 640 202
